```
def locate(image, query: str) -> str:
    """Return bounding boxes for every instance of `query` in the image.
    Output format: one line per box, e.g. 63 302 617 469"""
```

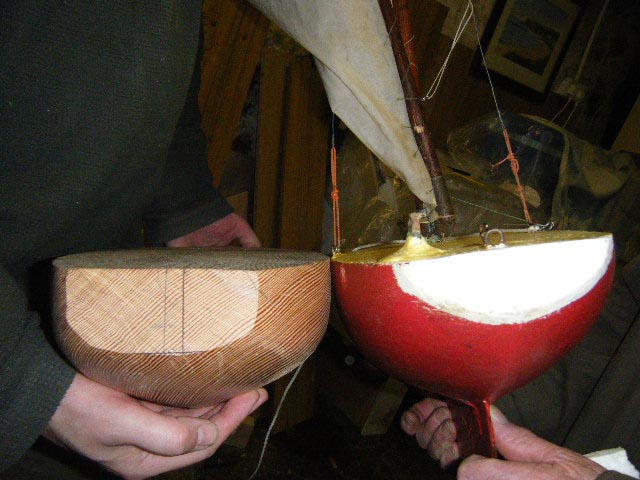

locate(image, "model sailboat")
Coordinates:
251 0 615 457
338 0 614 457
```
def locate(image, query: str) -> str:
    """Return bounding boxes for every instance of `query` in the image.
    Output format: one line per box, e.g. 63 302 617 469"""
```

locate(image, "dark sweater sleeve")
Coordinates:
143 40 232 245
0 266 76 470
596 471 636 480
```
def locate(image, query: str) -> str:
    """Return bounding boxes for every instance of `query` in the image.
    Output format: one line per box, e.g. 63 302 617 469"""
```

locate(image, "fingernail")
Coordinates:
443 419 456 436
197 422 220 448
441 443 459 469
490 405 508 425
250 389 268 414
403 411 419 427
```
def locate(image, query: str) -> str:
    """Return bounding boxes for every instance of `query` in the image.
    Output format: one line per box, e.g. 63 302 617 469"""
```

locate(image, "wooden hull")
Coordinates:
54 248 330 407
332 232 615 402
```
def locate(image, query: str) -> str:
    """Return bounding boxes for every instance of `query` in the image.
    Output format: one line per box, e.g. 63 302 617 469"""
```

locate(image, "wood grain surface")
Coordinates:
53 248 330 407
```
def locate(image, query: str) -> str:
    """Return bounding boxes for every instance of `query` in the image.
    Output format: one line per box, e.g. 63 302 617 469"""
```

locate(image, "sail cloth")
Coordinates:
248 0 434 206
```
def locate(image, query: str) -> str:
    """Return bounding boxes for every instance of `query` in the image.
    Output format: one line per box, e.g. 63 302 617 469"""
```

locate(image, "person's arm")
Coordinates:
143 31 243 247
0 266 77 470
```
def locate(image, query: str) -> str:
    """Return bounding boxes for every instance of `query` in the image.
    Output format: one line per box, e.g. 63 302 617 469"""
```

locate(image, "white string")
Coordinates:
451 195 528 224
468 0 508 131
550 96 573 124
562 101 579 128
549 0 609 126
575 0 610 84
422 2 473 100
247 358 308 480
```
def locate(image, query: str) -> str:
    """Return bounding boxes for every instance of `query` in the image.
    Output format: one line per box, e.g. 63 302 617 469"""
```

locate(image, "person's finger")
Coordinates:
414 404 453 450
458 455 558 480
111 389 265 456
439 441 460 469
109 404 222 456
425 418 458 462
236 227 261 248
155 404 224 419
490 406 565 463
401 397 447 435
139 401 220 417
118 389 268 478
424 405 453 439
202 388 268 440
416 407 456 450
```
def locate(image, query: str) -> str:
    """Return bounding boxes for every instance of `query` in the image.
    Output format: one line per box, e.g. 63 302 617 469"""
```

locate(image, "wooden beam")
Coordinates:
278 55 330 251
253 44 292 248
200 0 268 186
269 54 330 433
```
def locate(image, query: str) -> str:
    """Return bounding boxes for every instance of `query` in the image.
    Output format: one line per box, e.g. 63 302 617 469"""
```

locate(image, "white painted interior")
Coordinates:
392 236 613 324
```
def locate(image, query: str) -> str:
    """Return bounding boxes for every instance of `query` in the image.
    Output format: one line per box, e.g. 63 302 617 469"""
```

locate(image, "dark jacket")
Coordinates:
0 1 231 469
498 255 640 479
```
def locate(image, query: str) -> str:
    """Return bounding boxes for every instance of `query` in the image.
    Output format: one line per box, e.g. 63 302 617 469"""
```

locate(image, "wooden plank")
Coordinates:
278 55 330 251
200 0 268 186
254 44 292 248
269 54 330 432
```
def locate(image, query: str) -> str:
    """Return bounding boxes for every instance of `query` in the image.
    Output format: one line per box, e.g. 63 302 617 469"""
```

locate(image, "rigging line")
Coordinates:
468 0 505 127
330 113 342 251
421 2 473 101
563 101 580 128
450 195 528 224
550 95 573 124
247 358 308 480
575 0 610 84
331 111 335 150
469 0 532 224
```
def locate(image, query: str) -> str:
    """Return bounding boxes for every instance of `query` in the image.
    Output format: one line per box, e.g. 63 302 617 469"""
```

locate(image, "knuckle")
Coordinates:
166 425 197 454
433 405 453 423
435 419 457 442
416 426 432 450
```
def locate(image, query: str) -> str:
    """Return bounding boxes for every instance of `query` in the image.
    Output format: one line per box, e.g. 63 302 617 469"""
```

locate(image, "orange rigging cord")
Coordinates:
492 129 533 225
330 115 342 252
466 0 534 226
331 144 342 252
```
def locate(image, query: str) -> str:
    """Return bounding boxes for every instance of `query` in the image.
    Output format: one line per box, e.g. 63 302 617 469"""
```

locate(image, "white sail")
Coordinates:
248 0 434 206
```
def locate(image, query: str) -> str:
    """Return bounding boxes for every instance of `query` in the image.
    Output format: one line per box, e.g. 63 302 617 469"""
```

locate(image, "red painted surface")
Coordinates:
332 256 615 403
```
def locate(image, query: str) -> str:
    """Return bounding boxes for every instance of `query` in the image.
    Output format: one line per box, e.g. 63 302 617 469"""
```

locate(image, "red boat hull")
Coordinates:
331 243 615 403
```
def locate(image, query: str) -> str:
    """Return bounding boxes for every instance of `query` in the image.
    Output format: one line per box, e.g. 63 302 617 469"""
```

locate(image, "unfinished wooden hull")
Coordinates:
53 248 330 407
331 231 614 403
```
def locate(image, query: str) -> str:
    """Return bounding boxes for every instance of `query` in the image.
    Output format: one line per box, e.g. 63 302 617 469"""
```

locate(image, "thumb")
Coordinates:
232 216 261 248
237 228 261 248
111 390 265 456
113 406 225 456
490 405 563 463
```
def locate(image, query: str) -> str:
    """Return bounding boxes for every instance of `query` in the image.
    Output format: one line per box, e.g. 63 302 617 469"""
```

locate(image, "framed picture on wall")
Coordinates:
482 0 579 94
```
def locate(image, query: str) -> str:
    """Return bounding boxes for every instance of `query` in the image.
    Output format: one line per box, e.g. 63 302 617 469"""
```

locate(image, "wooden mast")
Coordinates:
378 0 454 225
